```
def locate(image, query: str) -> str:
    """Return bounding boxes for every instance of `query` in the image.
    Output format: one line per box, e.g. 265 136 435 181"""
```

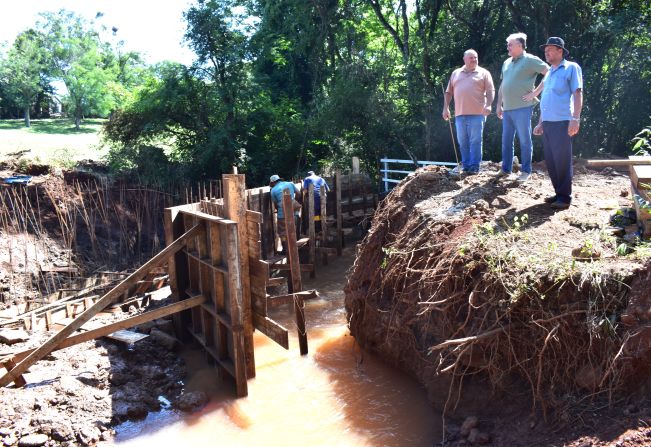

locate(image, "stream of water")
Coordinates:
113 248 439 446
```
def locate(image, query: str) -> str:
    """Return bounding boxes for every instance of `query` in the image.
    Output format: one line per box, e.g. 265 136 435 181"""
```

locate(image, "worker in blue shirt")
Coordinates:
270 174 300 253
302 170 330 234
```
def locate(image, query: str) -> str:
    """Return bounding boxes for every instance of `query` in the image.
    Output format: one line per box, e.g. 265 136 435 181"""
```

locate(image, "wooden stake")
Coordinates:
308 185 316 278
282 191 308 355
320 185 328 265
335 170 343 256
223 174 255 379
225 223 248 397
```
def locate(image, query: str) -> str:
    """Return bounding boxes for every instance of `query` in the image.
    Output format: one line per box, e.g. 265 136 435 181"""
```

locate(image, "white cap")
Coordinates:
307 170 315 176
269 174 280 183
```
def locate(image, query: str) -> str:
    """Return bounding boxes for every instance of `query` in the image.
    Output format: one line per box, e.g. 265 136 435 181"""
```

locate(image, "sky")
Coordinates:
0 0 197 65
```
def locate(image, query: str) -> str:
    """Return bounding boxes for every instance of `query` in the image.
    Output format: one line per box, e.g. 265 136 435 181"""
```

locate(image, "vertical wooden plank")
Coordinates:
348 174 353 218
223 174 255 379
335 170 343 256
261 189 274 259
362 176 368 215
209 221 229 371
199 254 213 344
225 223 248 397
320 185 328 266
45 311 52 331
282 191 308 355
308 184 316 278
184 213 202 335
164 207 190 338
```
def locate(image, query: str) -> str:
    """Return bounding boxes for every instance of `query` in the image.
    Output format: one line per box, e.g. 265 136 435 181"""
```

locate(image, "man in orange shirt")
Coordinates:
443 49 495 174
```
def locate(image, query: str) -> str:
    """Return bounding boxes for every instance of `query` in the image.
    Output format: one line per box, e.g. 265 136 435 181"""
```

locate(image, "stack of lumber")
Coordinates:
588 156 651 238
630 159 651 238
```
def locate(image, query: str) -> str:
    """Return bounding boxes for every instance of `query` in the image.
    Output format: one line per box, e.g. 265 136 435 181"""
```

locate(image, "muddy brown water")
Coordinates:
113 246 440 446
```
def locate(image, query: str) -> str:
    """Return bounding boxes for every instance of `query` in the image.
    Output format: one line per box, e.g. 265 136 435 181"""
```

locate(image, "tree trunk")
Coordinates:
24 107 31 128
75 114 81 130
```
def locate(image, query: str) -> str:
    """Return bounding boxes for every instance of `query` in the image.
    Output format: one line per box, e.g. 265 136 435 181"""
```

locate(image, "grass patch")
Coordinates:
0 118 106 165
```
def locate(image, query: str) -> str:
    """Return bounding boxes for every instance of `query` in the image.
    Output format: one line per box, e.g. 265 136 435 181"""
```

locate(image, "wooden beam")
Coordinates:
252 313 289 350
267 290 318 308
320 185 328 265
164 206 192 339
587 157 651 167
269 263 314 272
282 191 308 355
223 174 255 380
308 184 316 278
2 295 206 366
335 170 343 255
224 223 248 397
1 359 25 387
0 224 204 388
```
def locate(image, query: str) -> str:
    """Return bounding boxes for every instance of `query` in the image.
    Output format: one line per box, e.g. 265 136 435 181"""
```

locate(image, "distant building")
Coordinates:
49 95 64 118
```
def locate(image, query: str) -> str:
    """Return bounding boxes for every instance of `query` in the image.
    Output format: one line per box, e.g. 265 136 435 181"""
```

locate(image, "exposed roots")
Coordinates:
345 167 651 417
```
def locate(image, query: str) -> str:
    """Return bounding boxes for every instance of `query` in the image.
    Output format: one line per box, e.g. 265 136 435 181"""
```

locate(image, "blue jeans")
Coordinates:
501 106 533 174
455 115 485 172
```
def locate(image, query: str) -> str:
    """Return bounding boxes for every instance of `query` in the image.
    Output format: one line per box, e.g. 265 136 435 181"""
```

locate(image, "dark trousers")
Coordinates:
542 121 573 204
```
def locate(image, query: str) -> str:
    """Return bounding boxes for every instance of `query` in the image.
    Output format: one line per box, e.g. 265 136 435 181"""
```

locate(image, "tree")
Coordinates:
38 10 118 129
0 30 49 127
102 0 651 186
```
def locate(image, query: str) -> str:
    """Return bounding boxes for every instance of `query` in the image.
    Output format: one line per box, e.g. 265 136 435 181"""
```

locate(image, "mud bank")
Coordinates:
345 163 651 446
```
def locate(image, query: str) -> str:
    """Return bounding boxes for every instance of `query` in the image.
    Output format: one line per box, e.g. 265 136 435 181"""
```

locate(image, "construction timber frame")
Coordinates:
0 168 376 396
165 174 310 397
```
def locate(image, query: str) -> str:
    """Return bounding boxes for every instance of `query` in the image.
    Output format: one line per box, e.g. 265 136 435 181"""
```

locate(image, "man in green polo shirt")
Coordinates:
496 32 548 182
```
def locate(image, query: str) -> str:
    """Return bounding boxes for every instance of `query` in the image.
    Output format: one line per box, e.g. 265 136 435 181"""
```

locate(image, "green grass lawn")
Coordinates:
0 118 107 166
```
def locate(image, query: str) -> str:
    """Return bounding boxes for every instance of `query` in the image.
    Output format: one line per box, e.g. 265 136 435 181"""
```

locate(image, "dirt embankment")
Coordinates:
0 164 170 308
0 166 204 446
345 163 651 446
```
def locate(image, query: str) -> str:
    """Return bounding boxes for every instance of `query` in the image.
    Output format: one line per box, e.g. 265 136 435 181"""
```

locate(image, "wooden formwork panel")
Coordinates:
164 206 248 397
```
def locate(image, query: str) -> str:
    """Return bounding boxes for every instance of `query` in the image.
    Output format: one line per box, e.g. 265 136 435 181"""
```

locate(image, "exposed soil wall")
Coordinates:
345 165 651 419
0 166 174 307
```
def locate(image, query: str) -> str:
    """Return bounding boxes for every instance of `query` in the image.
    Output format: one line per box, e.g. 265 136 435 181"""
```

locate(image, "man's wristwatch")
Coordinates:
571 117 580 122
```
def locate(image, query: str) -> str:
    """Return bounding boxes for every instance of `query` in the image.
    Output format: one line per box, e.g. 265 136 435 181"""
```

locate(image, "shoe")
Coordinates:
517 172 530 183
464 170 479 176
544 195 557 204
550 200 570 210
450 165 463 175
495 169 510 178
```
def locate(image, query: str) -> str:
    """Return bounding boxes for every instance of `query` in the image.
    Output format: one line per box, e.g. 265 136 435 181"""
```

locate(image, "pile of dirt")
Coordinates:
345 162 651 445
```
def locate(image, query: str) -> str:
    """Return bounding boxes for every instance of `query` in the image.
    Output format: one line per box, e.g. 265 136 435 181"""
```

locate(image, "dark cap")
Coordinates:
540 37 569 57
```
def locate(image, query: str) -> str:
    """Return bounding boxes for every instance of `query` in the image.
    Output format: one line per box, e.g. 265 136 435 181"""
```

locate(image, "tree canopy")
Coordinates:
1 1 649 186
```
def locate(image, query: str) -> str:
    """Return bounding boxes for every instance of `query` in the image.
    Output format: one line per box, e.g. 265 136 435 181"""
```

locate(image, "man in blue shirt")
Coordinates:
302 170 330 233
303 171 329 213
270 174 300 252
533 37 583 210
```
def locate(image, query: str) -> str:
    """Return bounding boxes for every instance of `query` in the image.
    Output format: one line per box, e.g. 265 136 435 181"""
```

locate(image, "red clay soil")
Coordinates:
345 162 651 447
